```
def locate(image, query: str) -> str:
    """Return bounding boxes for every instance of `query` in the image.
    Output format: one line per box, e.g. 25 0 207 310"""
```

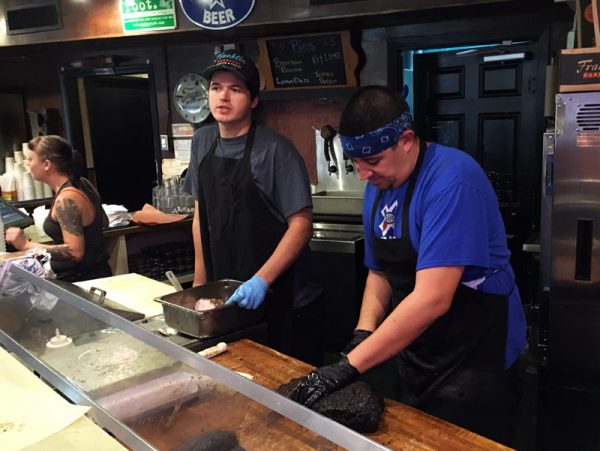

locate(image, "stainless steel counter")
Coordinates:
310 221 363 253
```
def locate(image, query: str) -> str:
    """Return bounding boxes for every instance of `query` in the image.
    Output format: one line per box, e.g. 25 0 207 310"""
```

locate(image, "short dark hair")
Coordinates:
339 85 410 136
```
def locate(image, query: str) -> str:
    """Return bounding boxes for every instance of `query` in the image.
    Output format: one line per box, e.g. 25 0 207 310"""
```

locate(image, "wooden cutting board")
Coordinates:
75 273 175 317
134 340 512 450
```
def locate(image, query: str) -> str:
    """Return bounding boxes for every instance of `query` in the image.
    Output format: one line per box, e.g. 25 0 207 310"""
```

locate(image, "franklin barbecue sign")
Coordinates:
560 49 600 92
179 0 255 30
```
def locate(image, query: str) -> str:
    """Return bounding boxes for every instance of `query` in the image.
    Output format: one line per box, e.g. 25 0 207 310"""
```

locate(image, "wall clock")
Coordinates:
173 73 210 123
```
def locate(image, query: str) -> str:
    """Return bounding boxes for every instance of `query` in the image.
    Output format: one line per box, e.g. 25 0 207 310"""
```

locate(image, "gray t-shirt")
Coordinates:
183 123 320 307
183 123 312 220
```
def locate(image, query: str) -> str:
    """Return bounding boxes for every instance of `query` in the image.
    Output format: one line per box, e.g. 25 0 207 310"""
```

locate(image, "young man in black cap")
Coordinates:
183 50 319 361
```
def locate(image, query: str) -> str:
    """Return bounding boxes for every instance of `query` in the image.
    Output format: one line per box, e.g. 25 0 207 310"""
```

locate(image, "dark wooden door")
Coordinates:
85 76 157 211
413 42 542 281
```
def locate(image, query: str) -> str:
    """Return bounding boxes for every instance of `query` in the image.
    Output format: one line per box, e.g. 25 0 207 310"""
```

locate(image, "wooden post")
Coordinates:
592 0 600 46
578 0 596 47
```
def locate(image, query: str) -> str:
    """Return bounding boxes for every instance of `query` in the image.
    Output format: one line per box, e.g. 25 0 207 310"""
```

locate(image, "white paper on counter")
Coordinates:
75 273 175 317
0 348 124 450
0 381 90 450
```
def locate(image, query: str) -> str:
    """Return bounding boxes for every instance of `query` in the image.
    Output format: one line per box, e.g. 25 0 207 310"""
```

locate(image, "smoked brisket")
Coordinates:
312 381 384 433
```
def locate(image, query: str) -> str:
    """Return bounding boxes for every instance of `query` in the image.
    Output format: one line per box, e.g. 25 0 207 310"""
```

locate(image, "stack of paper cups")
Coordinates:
22 143 30 163
13 163 24 201
14 151 24 164
5 156 14 174
21 172 35 200
43 183 53 198
33 180 44 199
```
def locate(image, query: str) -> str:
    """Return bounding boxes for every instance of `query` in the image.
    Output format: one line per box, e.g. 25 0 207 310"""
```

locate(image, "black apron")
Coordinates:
44 179 111 282
371 139 515 445
197 125 295 354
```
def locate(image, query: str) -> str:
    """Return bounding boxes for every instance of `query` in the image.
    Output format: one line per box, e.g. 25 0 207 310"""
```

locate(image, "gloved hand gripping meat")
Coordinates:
277 355 359 407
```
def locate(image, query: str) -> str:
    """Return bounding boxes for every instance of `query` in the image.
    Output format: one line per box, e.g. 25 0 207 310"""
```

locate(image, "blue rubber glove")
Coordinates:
225 275 268 309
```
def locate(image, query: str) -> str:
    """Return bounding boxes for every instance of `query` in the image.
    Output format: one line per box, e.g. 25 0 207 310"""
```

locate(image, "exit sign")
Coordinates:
121 0 176 32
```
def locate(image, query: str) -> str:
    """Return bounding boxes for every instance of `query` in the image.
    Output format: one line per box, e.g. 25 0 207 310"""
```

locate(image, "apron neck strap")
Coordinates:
241 123 257 163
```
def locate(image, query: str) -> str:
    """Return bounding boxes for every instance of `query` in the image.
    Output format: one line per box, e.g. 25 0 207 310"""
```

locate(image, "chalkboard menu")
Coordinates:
258 31 358 90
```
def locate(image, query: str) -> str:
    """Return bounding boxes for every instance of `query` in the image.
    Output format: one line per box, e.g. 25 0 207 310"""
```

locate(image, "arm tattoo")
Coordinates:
48 245 74 262
55 198 84 237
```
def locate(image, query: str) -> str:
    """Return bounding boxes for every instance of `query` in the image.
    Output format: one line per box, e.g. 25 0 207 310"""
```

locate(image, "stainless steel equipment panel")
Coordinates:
540 132 554 291
310 222 364 253
309 222 366 350
550 93 600 387
312 190 364 216
312 129 366 216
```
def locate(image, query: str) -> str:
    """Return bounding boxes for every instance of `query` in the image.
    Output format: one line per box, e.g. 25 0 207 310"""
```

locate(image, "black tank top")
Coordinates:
43 178 110 281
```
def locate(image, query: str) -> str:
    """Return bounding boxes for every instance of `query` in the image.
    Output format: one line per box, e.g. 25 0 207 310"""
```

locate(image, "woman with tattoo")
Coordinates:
6 135 112 282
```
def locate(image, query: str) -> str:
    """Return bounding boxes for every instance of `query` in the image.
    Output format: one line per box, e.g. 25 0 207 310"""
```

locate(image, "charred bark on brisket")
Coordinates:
279 379 385 433
312 381 385 433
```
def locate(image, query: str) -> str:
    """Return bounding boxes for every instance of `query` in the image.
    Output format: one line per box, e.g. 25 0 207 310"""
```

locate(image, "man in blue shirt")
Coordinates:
279 85 526 445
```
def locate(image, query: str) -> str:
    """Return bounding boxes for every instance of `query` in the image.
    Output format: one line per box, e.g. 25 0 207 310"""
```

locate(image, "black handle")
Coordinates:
575 219 593 281
321 125 338 174
544 154 554 196
343 155 354 173
324 139 332 163
89 286 107 305
325 139 337 174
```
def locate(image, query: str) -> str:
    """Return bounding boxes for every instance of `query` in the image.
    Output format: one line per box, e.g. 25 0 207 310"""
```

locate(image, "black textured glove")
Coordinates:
342 329 372 355
277 355 359 407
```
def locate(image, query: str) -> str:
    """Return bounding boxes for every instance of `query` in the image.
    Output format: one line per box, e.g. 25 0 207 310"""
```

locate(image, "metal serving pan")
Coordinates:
155 279 265 338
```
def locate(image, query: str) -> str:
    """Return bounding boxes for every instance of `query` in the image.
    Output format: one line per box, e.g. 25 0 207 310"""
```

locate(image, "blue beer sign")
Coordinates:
179 0 256 30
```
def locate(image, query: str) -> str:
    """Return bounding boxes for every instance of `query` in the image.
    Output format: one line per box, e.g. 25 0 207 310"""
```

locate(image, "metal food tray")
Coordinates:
155 279 265 338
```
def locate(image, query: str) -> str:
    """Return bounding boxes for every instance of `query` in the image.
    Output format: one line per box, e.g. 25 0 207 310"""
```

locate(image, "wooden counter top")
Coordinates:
102 217 192 238
212 339 512 451
22 217 193 245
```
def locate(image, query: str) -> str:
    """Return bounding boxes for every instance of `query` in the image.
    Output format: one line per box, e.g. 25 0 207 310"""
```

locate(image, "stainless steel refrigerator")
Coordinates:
540 92 600 450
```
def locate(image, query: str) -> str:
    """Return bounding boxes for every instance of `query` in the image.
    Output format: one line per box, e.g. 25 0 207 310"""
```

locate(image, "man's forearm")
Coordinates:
348 266 463 373
255 208 312 286
355 270 392 331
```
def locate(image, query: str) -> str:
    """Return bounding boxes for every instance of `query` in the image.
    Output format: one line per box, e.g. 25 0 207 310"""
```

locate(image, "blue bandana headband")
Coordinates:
339 113 413 158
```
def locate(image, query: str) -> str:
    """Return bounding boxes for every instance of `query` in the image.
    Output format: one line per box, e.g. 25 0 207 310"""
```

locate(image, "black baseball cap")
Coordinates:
202 50 260 98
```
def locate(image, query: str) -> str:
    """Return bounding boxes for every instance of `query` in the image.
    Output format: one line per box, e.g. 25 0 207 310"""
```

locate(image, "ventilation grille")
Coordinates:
577 103 600 131
5 2 62 35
